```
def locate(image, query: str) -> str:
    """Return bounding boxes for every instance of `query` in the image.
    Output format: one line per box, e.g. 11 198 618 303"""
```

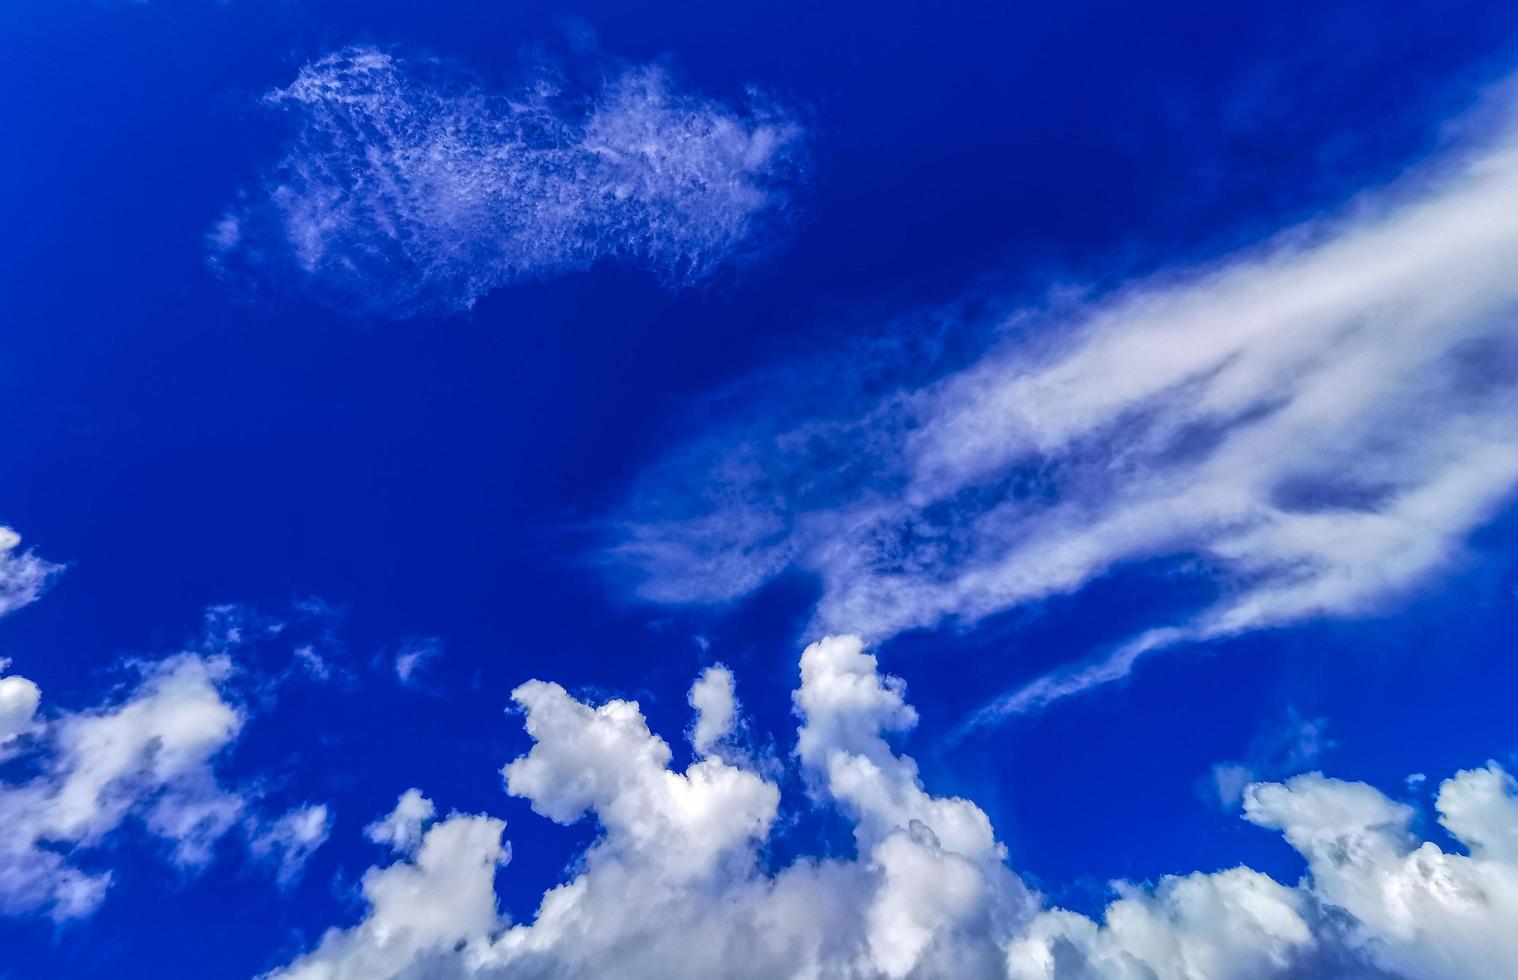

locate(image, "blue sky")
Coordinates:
3 1 1518 977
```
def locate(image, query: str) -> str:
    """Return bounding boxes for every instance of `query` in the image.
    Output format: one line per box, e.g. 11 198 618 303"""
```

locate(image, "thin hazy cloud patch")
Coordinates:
610 95 1518 717
212 46 806 318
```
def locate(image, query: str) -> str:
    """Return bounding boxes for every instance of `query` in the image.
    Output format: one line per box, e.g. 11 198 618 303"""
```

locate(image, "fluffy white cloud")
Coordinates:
0 673 41 753
1241 765 1518 979
1007 867 1314 980
271 793 508 980
0 654 245 919
687 663 738 757
0 614 339 920
0 527 61 620
365 788 436 855
263 636 1518 980
214 46 805 318
613 93 1518 718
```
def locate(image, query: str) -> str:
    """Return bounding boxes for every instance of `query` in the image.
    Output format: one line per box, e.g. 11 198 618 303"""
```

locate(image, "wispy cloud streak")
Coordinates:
212 46 805 317
614 95 1518 716
0 528 61 619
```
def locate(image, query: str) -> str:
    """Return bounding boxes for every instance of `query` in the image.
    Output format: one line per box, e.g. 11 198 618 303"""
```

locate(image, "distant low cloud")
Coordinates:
612 89 1518 719
263 635 1518 980
213 46 806 317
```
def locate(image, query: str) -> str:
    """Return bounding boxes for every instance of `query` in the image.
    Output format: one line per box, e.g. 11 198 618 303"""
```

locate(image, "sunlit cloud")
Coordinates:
266 637 1518 980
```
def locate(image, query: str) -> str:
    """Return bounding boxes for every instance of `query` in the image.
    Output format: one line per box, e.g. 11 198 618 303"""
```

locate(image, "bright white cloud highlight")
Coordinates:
0 673 41 753
613 98 1518 717
263 636 1518 980
214 46 805 317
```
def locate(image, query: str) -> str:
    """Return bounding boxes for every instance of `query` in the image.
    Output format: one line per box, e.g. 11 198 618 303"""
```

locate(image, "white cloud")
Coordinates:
262 636 1518 980
1241 764 1518 979
687 663 737 758
1208 708 1332 808
613 91 1518 718
0 527 61 620
0 673 41 754
249 803 333 887
0 615 338 920
0 654 246 919
365 788 436 855
271 799 508 980
1007 867 1315 980
392 636 443 688
214 46 805 318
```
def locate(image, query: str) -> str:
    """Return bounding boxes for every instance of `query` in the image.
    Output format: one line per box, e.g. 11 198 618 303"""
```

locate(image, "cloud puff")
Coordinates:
0 604 339 920
687 663 738 757
261 636 1518 980
0 527 61 620
611 91 1518 718
213 46 805 317
0 654 246 919
0 673 42 754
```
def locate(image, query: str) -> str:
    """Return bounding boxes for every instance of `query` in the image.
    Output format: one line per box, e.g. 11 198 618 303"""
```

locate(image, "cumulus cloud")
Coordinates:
365 788 436 855
0 606 339 920
687 663 738 757
0 654 246 919
611 89 1518 718
0 673 42 754
213 45 805 317
261 636 1518 980
0 527 61 620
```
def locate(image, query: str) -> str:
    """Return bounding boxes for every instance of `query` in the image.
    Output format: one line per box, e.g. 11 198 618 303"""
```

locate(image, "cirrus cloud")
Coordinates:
611 84 1518 721
213 46 806 318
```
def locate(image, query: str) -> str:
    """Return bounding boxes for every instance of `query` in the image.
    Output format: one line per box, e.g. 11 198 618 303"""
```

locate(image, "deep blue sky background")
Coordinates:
3 0 1518 976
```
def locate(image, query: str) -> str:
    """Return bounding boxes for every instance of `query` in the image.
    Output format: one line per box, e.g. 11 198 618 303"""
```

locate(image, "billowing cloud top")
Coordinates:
212 46 806 317
264 636 1518 980
611 97 1518 717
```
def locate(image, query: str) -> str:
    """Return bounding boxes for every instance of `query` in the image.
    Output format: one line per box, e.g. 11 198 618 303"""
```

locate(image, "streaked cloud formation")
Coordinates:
614 99 1518 716
266 637 1518 980
213 46 805 317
